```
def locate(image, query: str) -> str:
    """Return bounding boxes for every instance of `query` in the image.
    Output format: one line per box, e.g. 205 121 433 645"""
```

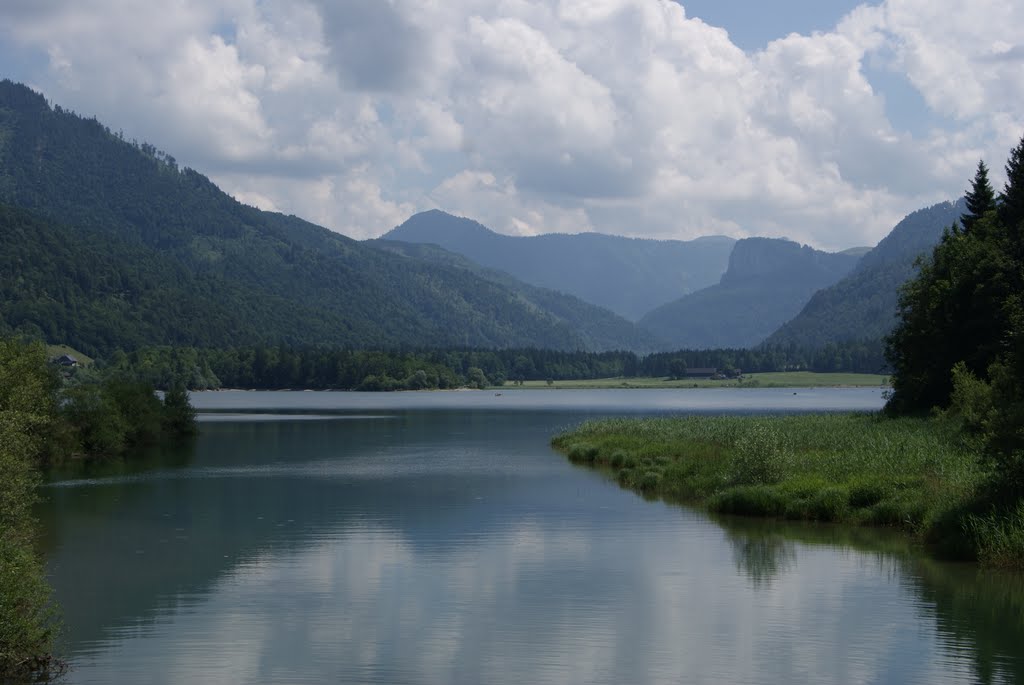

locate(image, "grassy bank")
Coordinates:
552 413 1021 567
517 372 888 389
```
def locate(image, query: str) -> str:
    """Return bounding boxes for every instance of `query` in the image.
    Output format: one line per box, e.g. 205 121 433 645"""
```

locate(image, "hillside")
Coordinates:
383 210 735 320
372 240 667 352
638 238 861 349
764 199 966 348
0 80 652 354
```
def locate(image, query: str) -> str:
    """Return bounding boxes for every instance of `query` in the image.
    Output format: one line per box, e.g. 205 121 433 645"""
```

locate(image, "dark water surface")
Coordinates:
38 389 1024 684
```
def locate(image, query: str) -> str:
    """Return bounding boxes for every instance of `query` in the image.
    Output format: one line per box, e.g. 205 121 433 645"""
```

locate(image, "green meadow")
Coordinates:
517 371 888 389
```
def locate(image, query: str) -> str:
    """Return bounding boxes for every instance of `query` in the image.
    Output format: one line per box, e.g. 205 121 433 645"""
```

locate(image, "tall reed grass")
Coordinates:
553 413 1017 565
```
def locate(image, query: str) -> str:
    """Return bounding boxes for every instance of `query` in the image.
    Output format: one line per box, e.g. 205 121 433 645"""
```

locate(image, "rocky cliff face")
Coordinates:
638 238 862 349
720 238 859 286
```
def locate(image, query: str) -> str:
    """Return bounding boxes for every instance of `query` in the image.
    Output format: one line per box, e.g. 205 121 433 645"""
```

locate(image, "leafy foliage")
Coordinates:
887 136 1024 504
95 339 888 392
0 340 61 682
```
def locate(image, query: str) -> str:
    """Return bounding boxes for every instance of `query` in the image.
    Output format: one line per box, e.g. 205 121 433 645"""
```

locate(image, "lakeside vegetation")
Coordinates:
73 340 887 392
554 414 1001 562
0 338 197 682
554 137 1024 571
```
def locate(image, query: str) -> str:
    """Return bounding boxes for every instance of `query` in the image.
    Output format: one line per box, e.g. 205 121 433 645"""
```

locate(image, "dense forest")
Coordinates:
0 80 654 354
887 138 1024 503
94 339 886 391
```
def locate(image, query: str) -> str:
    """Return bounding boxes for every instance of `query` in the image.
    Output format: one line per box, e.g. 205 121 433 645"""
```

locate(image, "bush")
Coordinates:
710 485 787 517
639 471 663 493
730 422 790 485
968 500 1024 570
848 480 889 508
807 487 849 522
566 443 599 464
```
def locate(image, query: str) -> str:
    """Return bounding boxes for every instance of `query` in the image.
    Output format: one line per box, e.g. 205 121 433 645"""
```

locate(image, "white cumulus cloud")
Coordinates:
0 0 1021 249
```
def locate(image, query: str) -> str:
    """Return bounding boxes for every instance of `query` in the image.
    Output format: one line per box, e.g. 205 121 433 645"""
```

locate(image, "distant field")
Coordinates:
514 372 889 389
45 344 94 366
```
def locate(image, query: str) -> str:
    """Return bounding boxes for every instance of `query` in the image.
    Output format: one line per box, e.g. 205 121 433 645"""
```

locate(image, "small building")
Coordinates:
55 354 78 368
684 367 717 378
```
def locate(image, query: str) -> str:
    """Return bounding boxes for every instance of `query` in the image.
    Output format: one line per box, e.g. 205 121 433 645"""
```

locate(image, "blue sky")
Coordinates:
679 0 862 49
0 0 1021 250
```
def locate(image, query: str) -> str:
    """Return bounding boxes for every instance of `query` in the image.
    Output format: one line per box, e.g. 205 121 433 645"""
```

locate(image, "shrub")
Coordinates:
639 471 662 493
566 443 599 464
807 487 849 522
848 480 889 508
709 485 787 517
730 423 790 485
968 500 1024 570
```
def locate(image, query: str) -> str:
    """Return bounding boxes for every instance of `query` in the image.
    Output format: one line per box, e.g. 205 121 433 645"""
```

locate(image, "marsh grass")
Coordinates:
552 413 1013 563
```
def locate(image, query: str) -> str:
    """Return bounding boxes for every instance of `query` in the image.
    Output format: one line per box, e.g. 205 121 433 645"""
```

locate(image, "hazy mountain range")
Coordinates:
637 238 863 349
0 79 963 357
383 210 735 321
764 199 966 349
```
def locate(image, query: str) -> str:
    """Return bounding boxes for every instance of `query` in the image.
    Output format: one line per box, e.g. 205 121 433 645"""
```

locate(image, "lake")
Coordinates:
38 389 1024 684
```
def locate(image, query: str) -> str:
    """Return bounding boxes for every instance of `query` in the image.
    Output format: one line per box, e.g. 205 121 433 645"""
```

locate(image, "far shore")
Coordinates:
191 372 889 393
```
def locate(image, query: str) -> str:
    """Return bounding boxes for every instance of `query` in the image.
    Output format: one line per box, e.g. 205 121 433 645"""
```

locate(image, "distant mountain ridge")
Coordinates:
383 210 736 321
370 239 667 352
638 238 862 349
764 199 966 349
0 79 655 354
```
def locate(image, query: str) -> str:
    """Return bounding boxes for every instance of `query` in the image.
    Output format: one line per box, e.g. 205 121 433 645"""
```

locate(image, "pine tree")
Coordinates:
960 160 996 233
1000 135 1024 235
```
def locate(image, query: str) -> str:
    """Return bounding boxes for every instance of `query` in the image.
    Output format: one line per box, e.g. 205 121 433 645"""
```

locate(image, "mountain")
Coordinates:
763 199 966 349
383 210 736 320
372 239 667 352
637 238 862 349
0 80 653 354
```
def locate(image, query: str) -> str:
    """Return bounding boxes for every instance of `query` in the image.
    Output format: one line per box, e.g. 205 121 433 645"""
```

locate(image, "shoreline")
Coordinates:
551 412 1021 571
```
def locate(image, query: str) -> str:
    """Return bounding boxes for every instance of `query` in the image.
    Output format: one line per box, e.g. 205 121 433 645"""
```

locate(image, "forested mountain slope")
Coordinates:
384 210 735 320
0 80 654 354
638 238 861 349
764 200 966 348
372 240 668 352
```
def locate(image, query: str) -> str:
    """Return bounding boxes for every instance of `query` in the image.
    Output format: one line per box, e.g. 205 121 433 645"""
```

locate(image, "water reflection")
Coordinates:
723 524 797 590
38 406 1024 684
717 515 1024 684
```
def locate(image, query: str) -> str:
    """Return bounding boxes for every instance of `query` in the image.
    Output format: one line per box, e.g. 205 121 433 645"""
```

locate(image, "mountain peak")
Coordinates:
379 210 735 320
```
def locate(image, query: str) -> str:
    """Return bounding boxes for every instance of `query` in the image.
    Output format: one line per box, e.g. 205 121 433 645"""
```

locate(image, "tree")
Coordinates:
886 146 1021 414
0 339 62 681
1000 135 1024 234
466 367 488 390
960 160 997 233
162 384 197 437
886 138 1024 500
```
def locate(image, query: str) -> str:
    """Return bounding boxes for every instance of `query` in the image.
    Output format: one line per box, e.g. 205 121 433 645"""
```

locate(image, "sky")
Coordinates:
1 0 1022 250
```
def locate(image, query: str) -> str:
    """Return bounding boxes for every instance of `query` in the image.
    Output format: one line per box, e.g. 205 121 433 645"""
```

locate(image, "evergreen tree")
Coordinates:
887 144 1022 414
1000 135 1024 234
960 160 996 233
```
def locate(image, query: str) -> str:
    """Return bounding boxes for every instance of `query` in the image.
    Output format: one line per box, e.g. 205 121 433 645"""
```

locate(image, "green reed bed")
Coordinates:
552 413 1000 561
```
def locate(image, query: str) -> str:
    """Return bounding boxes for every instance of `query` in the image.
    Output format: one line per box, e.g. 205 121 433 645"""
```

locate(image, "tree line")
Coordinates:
93 339 886 392
887 134 1024 504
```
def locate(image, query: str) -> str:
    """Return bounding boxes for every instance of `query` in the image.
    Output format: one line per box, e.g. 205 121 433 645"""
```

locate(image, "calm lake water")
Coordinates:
38 389 1024 684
